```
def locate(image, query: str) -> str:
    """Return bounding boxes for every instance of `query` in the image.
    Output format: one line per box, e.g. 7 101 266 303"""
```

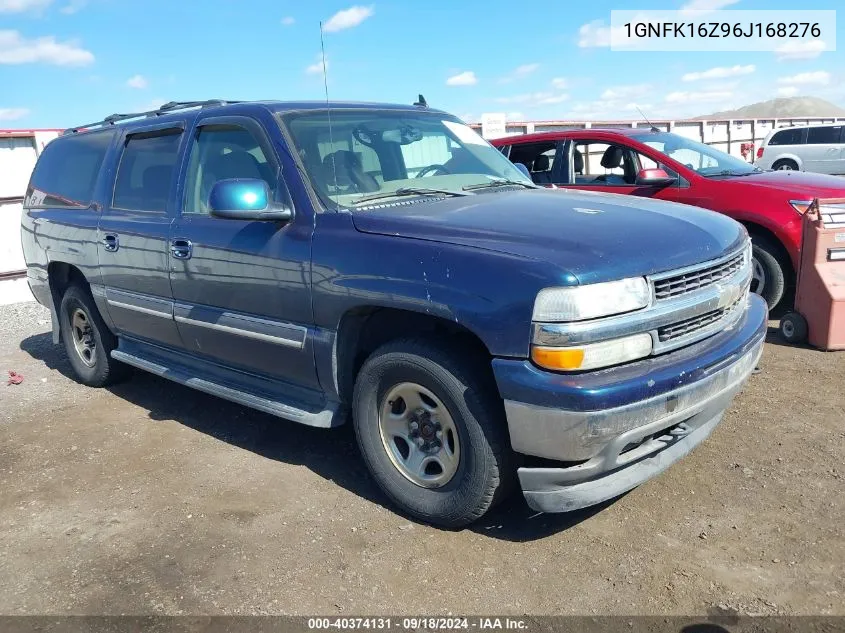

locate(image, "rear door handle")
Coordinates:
170 238 193 260
101 234 119 252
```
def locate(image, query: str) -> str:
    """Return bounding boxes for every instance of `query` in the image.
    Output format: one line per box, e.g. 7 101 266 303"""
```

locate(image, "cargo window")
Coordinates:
806 126 843 145
183 125 277 215
112 129 182 213
26 131 113 208
769 128 806 146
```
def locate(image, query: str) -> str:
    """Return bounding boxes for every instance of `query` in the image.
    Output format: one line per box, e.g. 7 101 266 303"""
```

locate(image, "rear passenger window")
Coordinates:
112 130 182 213
769 128 805 146
807 126 843 144
27 131 113 208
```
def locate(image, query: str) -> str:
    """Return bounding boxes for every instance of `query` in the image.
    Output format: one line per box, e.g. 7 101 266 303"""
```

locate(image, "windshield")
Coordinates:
281 109 533 208
640 132 761 177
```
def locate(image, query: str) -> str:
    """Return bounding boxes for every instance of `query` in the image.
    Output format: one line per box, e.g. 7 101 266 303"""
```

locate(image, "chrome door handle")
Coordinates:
101 234 119 252
170 238 193 260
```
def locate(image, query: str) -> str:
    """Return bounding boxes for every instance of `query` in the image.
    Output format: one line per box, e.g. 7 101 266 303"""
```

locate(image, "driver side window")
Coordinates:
184 124 277 215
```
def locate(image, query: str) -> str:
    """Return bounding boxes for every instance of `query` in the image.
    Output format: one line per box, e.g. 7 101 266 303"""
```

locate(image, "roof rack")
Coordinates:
63 99 240 135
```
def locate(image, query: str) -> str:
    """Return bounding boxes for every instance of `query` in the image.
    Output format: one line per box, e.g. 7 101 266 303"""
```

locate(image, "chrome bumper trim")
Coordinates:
504 335 764 463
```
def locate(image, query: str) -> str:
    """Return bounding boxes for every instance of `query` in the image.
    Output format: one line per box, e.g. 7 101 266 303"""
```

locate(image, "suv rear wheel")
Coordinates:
750 235 789 310
352 338 512 527
771 158 798 171
59 284 128 387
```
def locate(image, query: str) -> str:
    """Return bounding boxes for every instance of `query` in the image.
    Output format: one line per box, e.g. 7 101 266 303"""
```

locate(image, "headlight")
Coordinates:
531 333 653 372
532 277 650 322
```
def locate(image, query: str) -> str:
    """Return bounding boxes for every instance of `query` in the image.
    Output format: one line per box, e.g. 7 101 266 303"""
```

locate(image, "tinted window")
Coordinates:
807 126 843 145
770 128 805 146
112 130 182 213
183 125 277 215
27 131 113 208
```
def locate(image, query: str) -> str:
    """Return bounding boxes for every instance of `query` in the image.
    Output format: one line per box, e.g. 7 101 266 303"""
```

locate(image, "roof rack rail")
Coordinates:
63 99 240 135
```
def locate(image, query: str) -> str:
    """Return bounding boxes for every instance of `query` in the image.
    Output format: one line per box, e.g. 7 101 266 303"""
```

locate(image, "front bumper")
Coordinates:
493 293 767 513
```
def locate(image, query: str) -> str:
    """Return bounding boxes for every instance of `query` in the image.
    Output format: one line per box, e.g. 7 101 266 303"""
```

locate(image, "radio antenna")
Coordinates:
635 105 659 133
320 21 339 210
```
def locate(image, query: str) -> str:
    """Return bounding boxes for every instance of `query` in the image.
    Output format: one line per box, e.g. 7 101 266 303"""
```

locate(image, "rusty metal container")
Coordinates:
779 198 845 350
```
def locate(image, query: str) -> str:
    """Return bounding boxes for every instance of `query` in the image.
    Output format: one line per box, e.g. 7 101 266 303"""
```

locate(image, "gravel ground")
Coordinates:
0 301 843 616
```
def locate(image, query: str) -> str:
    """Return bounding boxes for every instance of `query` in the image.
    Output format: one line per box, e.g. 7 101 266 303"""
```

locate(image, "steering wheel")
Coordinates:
416 164 450 178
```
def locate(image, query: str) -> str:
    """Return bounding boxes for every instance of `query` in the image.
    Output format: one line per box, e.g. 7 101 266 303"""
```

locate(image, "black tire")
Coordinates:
352 338 513 528
750 235 789 310
59 284 128 387
779 311 808 344
771 159 798 171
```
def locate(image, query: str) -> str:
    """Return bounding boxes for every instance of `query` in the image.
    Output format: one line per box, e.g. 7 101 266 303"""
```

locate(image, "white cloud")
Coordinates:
679 0 739 14
577 20 615 47
550 77 567 89
136 98 166 112
496 91 568 106
126 74 148 89
0 107 29 120
513 63 539 76
664 90 733 104
0 0 50 13
60 0 87 14
682 64 755 82
305 53 328 75
775 40 828 61
446 71 477 86
600 84 650 100
281 16 295 26
776 86 800 98
0 30 94 65
577 18 647 48
506 111 525 121
323 5 374 33
777 71 831 86
498 63 539 84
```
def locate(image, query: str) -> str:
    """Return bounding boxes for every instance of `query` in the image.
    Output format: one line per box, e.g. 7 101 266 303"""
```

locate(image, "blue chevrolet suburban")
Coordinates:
21 99 767 527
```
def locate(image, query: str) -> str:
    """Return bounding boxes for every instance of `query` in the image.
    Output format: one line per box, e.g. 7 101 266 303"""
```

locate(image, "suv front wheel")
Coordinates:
352 338 513 527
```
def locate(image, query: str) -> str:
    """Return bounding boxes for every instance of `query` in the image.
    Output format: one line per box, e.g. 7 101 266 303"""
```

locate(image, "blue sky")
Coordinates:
0 0 843 128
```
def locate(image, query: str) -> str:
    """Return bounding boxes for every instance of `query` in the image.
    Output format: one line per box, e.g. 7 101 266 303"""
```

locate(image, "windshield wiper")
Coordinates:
351 187 472 206
463 178 540 191
705 169 761 178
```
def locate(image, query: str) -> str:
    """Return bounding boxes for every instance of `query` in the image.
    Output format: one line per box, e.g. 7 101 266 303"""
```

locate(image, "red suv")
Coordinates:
491 128 845 309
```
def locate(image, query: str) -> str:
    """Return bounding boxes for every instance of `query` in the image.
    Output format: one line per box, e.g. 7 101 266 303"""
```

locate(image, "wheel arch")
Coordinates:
333 306 495 408
46 262 90 344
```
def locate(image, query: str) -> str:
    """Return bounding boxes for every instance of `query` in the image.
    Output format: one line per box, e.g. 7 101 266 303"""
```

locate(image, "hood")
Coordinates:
726 170 845 198
350 188 746 285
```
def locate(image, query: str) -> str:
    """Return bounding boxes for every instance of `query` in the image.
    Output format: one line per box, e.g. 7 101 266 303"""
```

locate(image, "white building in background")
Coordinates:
0 128 60 303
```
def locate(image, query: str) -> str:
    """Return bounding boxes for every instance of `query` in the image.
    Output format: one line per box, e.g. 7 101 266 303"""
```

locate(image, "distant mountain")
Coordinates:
696 96 845 120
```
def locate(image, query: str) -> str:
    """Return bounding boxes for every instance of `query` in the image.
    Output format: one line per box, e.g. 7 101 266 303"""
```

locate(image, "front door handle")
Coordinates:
101 234 119 252
170 238 193 260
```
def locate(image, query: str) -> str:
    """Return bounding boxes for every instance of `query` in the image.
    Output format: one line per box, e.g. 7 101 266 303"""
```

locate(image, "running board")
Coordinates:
111 349 341 428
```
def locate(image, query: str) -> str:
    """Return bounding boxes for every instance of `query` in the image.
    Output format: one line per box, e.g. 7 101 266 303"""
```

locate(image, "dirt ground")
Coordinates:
0 301 843 617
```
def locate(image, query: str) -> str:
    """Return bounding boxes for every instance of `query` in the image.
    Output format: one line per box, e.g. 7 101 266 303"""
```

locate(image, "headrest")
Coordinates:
600 146 624 169
573 149 584 173
533 154 550 171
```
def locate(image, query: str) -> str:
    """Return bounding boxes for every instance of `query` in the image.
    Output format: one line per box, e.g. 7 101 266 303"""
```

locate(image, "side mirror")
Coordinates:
513 162 531 179
635 168 676 187
209 178 292 221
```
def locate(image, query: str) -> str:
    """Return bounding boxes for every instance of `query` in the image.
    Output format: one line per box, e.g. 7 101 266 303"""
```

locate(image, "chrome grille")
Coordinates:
658 295 744 342
654 252 745 300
